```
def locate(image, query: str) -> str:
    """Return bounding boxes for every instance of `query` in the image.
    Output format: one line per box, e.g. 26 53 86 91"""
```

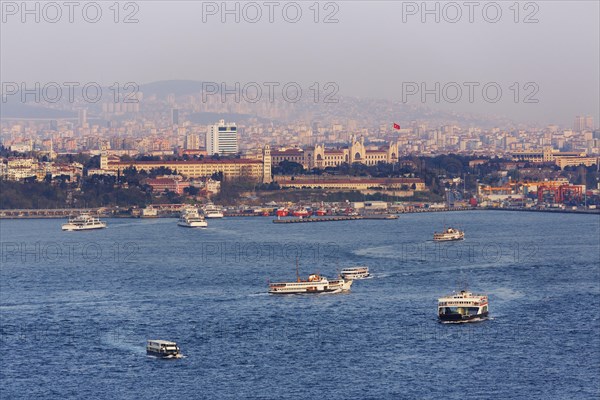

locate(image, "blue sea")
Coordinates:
1 211 599 399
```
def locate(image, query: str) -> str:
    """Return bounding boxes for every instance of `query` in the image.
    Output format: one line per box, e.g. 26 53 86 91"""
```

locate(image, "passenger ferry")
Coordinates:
438 290 489 323
433 227 465 241
177 208 208 228
146 340 182 358
269 273 352 294
61 212 107 231
340 266 370 280
203 203 224 218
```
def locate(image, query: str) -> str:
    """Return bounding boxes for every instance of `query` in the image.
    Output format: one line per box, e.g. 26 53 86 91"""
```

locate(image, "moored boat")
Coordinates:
203 203 224 218
276 207 289 217
61 212 107 231
438 290 489 323
146 340 182 358
292 207 311 217
433 227 464 241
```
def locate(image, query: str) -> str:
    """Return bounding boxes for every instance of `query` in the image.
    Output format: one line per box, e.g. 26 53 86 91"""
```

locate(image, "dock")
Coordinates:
273 216 364 223
272 214 401 223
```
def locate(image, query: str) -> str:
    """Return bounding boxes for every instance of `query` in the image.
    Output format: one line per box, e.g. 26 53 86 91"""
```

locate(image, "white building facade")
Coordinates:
206 119 238 156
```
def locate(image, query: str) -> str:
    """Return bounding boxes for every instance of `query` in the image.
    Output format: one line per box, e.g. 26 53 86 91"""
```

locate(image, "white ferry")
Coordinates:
203 203 224 218
61 212 107 231
177 208 208 228
146 340 182 358
433 227 465 242
269 273 352 294
438 290 489 323
340 266 370 280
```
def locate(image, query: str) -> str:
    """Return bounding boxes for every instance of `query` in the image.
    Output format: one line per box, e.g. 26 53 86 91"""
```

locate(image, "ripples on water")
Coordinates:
1 211 599 399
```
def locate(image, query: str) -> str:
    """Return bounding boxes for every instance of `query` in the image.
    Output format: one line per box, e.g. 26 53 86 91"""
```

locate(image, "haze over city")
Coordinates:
1 1 598 125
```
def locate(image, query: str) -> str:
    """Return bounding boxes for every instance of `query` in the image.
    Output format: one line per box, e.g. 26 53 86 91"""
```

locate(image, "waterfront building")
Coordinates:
100 145 272 183
271 136 398 169
511 147 596 168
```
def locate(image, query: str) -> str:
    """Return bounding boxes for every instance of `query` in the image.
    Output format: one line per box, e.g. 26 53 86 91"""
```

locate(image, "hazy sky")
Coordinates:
1 0 598 126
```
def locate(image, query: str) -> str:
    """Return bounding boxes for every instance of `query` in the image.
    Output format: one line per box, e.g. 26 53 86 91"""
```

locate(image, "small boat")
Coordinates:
340 266 370 280
177 208 208 228
62 212 107 231
276 207 289 217
438 290 489 323
146 340 182 358
315 208 327 216
433 227 464 241
203 203 224 218
292 207 311 217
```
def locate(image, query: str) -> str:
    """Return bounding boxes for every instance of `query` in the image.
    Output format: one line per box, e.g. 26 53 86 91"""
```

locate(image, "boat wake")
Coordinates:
439 317 489 324
370 273 390 279
103 334 146 355
147 354 187 359
247 292 269 297
485 287 524 301
351 245 398 259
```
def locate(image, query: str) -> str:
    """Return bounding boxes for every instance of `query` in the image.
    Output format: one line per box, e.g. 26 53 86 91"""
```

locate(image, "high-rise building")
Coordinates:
171 108 179 126
585 116 594 130
206 119 238 155
574 115 594 132
78 109 87 127
185 133 200 150
574 116 584 132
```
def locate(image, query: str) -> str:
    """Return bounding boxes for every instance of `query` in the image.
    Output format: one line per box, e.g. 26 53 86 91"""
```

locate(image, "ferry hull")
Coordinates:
146 349 182 358
269 287 342 295
341 273 370 280
439 311 489 323
205 214 223 219
61 223 107 231
433 236 464 242
177 222 207 228
269 280 352 294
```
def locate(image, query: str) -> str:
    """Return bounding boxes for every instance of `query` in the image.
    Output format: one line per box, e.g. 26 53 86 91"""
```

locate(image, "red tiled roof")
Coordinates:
278 178 423 184
146 178 181 184
109 158 262 166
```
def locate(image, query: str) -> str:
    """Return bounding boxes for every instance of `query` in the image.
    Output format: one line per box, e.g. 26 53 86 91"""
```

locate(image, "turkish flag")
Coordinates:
393 123 400 130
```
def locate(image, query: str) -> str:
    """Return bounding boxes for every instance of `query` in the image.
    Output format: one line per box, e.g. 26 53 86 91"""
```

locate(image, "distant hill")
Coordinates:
187 112 273 125
0 103 77 120
140 80 208 97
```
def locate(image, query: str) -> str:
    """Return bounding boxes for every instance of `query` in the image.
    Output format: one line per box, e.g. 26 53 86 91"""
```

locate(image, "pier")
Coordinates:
273 216 364 223
272 215 402 223
0 208 103 218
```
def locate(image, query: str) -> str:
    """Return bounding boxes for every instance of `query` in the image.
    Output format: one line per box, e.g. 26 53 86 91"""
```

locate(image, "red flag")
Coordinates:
393 123 400 130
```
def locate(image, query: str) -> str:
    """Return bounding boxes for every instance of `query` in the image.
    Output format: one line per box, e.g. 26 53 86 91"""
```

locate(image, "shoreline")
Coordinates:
1 206 597 219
